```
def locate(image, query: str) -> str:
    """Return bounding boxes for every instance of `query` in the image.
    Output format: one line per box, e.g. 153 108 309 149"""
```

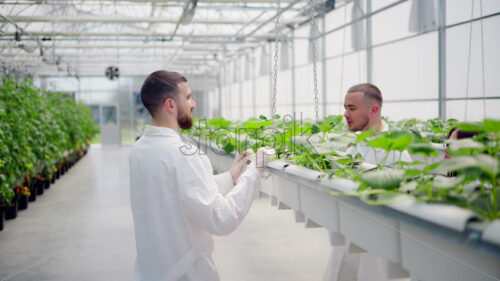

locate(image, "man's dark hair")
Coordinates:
140 70 188 117
347 83 383 107
447 127 480 139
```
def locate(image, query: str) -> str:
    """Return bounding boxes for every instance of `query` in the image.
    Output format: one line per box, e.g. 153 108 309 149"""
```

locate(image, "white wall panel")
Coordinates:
373 32 438 101
255 76 270 107
294 25 310 67
446 0 500 26
446 16 500 98
447 99 500 122
383 101 439 121
372 1 413 45
277 69 293 106
325 51 367 104
295 64 323 106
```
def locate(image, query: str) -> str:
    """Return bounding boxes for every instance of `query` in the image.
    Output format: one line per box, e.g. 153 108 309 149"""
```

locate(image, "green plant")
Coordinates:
0 76 98 207
185 115 500 221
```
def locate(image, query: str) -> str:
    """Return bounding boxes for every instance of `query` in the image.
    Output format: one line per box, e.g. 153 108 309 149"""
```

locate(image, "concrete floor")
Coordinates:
0 145 330 281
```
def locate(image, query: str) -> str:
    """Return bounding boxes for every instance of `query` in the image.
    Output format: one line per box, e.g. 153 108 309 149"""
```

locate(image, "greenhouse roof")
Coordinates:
0 0 327 77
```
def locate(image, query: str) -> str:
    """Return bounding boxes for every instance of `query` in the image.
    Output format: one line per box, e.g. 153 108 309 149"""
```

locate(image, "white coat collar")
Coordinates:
381 120 389 132
143 125 180 138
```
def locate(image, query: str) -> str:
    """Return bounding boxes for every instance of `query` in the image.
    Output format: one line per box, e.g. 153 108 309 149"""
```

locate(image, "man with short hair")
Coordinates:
130 70 272 281
344 83 386 133
343 83 411 165
325 83 412 280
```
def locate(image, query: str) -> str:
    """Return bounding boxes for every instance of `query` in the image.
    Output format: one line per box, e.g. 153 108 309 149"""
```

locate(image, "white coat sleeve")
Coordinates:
213 172 234 195
176 153 261 236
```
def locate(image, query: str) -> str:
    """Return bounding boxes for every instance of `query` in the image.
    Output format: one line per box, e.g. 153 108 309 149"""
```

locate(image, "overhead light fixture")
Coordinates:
181 0 198 25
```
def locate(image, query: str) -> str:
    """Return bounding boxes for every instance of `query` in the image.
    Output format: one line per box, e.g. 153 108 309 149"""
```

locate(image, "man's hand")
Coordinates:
230 151 251 185
249 147 276 174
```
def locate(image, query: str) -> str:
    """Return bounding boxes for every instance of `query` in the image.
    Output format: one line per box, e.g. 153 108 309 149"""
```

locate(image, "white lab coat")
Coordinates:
345 121 412 166
130 125 260 281
327 121 411 281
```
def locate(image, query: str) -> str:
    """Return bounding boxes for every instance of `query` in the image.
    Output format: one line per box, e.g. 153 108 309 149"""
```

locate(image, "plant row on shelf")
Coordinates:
0 77 98 231
184 115 499 222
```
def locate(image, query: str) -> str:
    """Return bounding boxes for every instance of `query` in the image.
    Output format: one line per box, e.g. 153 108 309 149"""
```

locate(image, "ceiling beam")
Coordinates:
0 31 275 40
16 0 295 3
0 43 223 51
0 15 267 25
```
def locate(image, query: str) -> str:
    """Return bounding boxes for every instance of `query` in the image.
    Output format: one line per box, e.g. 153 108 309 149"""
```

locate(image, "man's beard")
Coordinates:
177 108 193 130
352 116 370 132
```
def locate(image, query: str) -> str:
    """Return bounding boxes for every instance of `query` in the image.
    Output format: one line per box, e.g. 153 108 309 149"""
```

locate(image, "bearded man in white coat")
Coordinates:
130 70 272 281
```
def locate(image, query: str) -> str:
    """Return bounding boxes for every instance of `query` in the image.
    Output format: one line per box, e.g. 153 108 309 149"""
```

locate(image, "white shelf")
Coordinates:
204 144 500 281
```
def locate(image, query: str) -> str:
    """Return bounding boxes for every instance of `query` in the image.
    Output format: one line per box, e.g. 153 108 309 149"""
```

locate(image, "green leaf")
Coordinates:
483 119 500 133
399 181 418 193
356 127 375 144
432 175 466 189
474 154 499 179
367 137 390 151
311 124 320 135
391 134 414 152
447 139 485 155
405 169 422 177
456 122 483 132
408 143 438 157
361 169 405 190
436 156 477 173
435 155 498 179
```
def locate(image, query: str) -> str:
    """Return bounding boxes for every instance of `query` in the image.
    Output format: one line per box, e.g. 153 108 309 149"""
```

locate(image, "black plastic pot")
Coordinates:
56 170 61 179
5 202 18 220
29 186 37 202
17 195 29 211
37 181 45 195
29 180 38 201
0 206 4 231
44 179 50 189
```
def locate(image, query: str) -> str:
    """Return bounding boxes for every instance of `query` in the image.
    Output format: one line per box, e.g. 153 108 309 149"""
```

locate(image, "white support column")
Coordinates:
366 0 373 83
438 0 447 119
321 15 327 118
291 29 297 115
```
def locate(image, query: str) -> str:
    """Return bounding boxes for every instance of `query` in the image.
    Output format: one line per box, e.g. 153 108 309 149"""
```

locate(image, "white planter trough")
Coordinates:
259 173 275 197
338 200 402 264
300 184 341 233
387 194 476 232
400 223 500 281
273 173 300 211
482 219 500 246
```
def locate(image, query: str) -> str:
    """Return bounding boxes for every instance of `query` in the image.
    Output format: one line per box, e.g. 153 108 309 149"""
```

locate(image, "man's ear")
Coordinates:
164 98 176 113
370 104 380 115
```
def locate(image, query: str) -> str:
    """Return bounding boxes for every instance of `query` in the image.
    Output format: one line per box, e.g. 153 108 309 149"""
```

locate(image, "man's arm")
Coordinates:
177 153 261 236
213 172 233 195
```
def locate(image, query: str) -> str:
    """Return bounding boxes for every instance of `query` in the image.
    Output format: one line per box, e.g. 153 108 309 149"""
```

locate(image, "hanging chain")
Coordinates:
272 0 281 131
310 0 319 124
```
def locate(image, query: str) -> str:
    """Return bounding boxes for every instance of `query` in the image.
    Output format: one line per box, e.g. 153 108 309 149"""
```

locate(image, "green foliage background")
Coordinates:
0 77 98 206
